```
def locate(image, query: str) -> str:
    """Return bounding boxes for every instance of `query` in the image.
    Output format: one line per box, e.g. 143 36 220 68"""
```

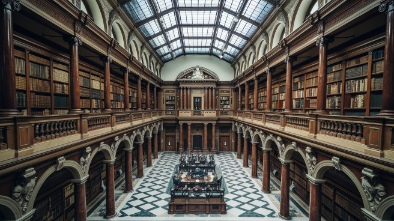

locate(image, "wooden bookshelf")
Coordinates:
305 71 318 111
129 86 137 109
52 62 69 115
292 75 305 113
110 80 125 111
219 95 230 110
165 92 176 115
258 85 267 110
370 48 384 116
86 160 106 204
15 50 27 115
142 90 147 110
326 63 343 115
272 80 285 111
289 160 309 203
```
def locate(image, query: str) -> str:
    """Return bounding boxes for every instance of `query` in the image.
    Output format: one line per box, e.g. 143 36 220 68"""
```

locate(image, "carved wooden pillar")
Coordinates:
183 87 187 109
243 136 248 167
266 70 272 111
251 142 258 178
245 82 249 110
65 36 82 114
147 136 152 167
137 142 143 178
104 160 116 218
180 88 183 109
279 159 292 220
253 78 258 110
379 2 394 116
237 132 242 159
0 1 19 116
187 123 191 150
73 178 87 221
101 56 112 112
146 82 150 110
208 87 211 109
153 86 157 110
124 149 133 192
203 123 208 151
211 123 216 152
123 68 129 111
284 57 294 112
179 122 183 152
204 87 208 109
153 132 158 159
315 37 329 114
307 176 326 221
238 86 242 110
212 88 216 110
137 77 142 110
262 149 271 193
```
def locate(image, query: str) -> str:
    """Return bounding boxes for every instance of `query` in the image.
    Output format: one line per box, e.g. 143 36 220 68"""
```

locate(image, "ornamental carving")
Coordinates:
56 156 66 171
177 66 219 81
12 168 36 213
379 0 394 13
80 147 92 174
305 147 317 173
361 168 387 212
1 0 21 11
332 156 342 171
276 136 285 154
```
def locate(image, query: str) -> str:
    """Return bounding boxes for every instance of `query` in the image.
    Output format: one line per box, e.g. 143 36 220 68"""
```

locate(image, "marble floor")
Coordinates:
88 152 308 221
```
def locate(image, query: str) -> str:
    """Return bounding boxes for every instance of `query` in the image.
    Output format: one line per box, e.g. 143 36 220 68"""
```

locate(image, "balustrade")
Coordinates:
245 112 252 120
0 127 7 150
115 113 130 125
34 119 77 143
87 116 110 131
266 114 281 124
253 113 263 121
286 116 309 131
319 119 364 142
132 113 143 121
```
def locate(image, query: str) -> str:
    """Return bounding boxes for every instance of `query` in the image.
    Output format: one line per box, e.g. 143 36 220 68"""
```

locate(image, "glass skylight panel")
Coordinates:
153 0 173 13
216 28 229 41
173 48 183 57
124 0 153 22
170 39 182 50
223 54 234 61
139 19 161 37
184 39 212 47
212 48 222 56
226 45 239 56
224 0 243 13
243 0 271 23
229 35 247 48
213 39 226 49
185 47 210 53
219 11 236 28
165 28 180 41
182 27 214 37
179 0 220 7
234 19 257 37
149 35 166 48
162 54 172 61
156 45 170 56
160 12 177 29
179 11 216 25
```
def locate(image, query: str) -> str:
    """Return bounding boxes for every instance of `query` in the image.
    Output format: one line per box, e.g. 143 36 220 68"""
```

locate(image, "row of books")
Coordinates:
307 98 317 108
54 83 69 94
327 82 342 94
80 99 91 108
220 96 229 100
306 87 317 97
54 96 68 108
306 77 318 87
16 75 26 90
166 96 176 100
293 80 304 90
292 98 304 109
54 109 68 115
30 62 50 79
372 60 384 74
81 87 91 97
111 85 124 94
91 79 103 90
258 103 267 109
345 78 367 93
293 89 304 98
111 94 124 102
326 96 341 109
16 91 26 107
327 71 342 83
79 76 90 88
349 94 366 108
372 49 384 60
15 57 26 75
345 64 368 79
371 77 383 90
30 78 50 92
346 55 368 67
91 89 103 99
327 63 342 73
30 93 51 108
53 68 69 83
258 97 266 103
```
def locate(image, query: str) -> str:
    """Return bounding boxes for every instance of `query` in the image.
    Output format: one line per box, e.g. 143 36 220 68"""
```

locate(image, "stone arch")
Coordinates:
111 22 126 48
244 127 254 141
84 0 106 31
152 122 161 134
84 142 114 176
0 195 22 220
247 51 255 67
142 52 149 67
263 134 284 156
270 22 286 49
240 60 245 73
251 130 266 146
375 195 394 220
256 39 268 60
141 126 152 139
133 131 144 144
113 134 133 153
291 0 314 32
131 40 140 60
313 160 370 211
282 142 310 175
27 160 84 212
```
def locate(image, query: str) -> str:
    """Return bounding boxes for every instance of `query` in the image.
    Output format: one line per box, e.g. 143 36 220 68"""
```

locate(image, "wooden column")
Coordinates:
379 2 394 116
208 87 211 109
153 86 157 110
187 123 191 150
104 160 116 218
266 70 272 111
189 87 192 109
153 132 158 159
73 178 87 221
183 87 186 109
238 86 242 110
243 136 248 167
160 130 164 151
123 68 129 111
147 136 152 167
279 159 292 220
137 142 143 178
251 142 257 178
212 88 216 110
0 1 19 115
146 82 150 110
253 78 258 110
237 132 242 159
180 88 183 109
179 123 183 152
102 56 112 112
65 36 82 114
262 149 271 193
204 87 208 109
137 77 142 110
284 57 294 112
203 123 208 151
211 123 216 152
245 82 249 110
307 176 326 221
315 37 329 114
124 149 133 192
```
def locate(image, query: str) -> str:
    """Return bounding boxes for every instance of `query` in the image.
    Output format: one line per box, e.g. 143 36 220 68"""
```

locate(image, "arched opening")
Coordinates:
248 52 254 67
32 169 74 221
81 0 93 18
131 40 139 60
240 61 245 73
142 52 149 68
83 0 106 31
0 205 16 220
86 151 106 205
112 22 125 48
114 142 126 186
269 143 281 181
292 0 314 31
271 23 285 49
289 152 310 205
382 205 394 220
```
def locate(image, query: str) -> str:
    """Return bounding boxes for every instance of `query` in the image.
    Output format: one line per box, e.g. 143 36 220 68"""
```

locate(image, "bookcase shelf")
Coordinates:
272 80 285 111
292 75 305 111
165 94 176 115
129 86 137 109
258 83 267 110
110 80 125 110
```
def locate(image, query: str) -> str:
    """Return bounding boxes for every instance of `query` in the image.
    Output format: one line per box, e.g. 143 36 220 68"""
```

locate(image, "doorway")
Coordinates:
193 135 202 150
219 136 230 151
166 135 176 151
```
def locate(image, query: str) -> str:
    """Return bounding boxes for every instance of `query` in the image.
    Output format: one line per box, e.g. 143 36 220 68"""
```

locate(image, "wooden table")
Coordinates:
168 197 226 214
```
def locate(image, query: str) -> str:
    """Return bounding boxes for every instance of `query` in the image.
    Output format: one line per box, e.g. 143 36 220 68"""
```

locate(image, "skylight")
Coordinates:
121 0 276 63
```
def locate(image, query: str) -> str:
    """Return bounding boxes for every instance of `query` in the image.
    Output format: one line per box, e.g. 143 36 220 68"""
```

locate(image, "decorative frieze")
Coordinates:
361 168 387 212
305 147 317 174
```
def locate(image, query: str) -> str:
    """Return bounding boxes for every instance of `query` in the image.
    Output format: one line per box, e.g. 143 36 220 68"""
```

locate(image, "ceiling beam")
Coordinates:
209 0 226 54
171 0 186 55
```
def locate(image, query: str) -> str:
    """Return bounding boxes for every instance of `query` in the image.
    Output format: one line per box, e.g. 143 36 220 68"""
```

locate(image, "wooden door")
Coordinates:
165 135 176 151
219 136 230 151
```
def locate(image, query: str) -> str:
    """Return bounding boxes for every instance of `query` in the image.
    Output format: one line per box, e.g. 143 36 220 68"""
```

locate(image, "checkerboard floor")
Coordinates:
87 152 308 221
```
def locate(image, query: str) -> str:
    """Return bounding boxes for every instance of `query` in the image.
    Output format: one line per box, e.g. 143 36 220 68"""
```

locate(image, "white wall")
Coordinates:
161 55 234 81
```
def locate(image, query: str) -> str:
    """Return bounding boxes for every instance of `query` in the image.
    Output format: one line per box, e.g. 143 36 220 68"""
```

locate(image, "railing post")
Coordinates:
81 114 89 138
308 114 317 138
262 113 266 125
280 113 286 131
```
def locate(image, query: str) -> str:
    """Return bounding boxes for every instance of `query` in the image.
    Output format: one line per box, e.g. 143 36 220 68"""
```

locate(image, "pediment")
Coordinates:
176 66 219 81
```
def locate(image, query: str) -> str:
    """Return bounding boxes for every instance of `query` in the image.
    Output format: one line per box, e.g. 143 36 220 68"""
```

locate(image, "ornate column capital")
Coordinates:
63 35 82 46
284 56 296 63
306 174 326 185
279 158 293 165
1 0 20 11
379 0 394 13
316 36 332 47
100 55 112 63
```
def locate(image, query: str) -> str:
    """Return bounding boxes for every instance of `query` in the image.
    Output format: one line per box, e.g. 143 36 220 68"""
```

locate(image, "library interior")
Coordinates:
1 0 394 221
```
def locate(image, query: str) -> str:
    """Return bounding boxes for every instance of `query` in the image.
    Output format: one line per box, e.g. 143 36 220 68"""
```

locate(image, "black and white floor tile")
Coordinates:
88 152 308 221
